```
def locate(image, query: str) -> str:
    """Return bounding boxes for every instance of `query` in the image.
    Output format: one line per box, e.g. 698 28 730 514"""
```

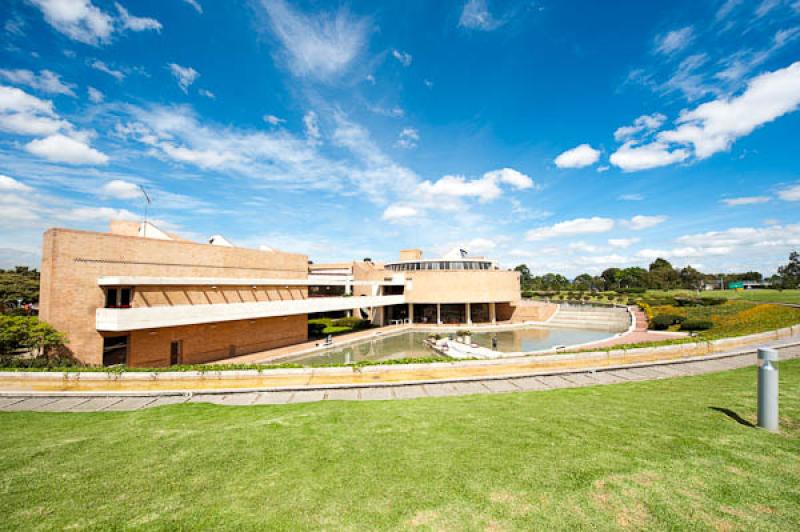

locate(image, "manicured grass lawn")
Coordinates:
645 289 800 305
649 300 800 339
2 362 800 529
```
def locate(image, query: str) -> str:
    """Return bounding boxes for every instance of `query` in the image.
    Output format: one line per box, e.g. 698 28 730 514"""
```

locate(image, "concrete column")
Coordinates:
436 303 442 325
408 303 414 324
490 302 496 324
466 302 472 325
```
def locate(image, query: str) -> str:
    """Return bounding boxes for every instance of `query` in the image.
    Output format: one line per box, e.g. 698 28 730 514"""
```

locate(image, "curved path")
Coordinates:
1 338 798 412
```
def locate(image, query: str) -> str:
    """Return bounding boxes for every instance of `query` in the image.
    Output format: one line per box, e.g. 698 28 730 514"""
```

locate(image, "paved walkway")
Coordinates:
577 307 685 349
2 342 797 412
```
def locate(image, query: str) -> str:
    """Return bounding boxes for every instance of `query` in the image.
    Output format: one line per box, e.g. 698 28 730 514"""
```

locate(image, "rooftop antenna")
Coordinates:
139 185 151 238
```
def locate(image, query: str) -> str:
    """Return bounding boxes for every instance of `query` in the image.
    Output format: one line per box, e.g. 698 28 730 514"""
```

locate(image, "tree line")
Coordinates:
514 251 800 292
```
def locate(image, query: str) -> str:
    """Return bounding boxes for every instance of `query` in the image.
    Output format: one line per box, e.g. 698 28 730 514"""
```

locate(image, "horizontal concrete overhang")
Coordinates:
97 275 405 287
96 295 407 331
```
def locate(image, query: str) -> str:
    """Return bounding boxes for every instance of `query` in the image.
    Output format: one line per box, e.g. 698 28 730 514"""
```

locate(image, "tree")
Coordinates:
514 264 532 290
619 267 648 289
679 265 704 290
0 316 66 357
573 273 594 291
600 268 621 290
777 251 800 289
0 267 40 307
648 258 679 289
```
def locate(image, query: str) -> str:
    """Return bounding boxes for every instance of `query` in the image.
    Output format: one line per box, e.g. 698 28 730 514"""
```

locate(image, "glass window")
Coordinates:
105 288 118 308
102 336 128 366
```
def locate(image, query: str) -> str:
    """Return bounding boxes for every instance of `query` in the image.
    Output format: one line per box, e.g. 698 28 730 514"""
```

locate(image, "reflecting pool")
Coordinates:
280 327 614 366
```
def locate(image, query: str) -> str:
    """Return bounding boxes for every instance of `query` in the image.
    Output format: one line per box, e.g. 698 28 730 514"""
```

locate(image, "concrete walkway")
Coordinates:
1 341 797 412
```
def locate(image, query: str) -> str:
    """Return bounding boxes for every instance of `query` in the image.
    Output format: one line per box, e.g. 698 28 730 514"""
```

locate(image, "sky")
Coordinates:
1 0 799 276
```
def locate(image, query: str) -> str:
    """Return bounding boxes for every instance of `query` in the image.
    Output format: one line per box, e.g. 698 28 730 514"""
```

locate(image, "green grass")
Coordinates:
644 289 800 305
2 361 800 529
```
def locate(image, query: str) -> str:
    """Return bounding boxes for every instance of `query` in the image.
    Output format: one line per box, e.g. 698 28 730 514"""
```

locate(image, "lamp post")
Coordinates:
757 348 779 432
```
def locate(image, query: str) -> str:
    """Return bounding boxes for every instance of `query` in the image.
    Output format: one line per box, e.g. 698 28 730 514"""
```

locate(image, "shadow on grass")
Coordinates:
709 406 755 428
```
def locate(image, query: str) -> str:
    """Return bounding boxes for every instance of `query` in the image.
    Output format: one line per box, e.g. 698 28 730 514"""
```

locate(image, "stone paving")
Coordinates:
2 344 797 412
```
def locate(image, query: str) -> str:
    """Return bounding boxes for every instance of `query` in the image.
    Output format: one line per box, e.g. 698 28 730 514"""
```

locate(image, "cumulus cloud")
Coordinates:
30 0 160 45
0 175 33 192
100 179 141 199
168 64 199 93
115 3 161 32
416 168 533 202
609 141 689 171
90 60 125 81
391 49 412 67
721 196 771 206
0 69 76 96
459 0 504 31
25 134 109 165
554 144 601 168
0 85 67 136
382 204 418 221
87 86 104 103
396 127 419 149
778 184 800 201
259 0 369 80
655 26 694 55
526 217 615 240
608 237 640 248
624 215 667 230
614 113 666 141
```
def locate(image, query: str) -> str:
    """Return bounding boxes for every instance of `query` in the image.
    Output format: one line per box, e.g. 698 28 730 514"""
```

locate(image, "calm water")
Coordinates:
281 327 613 366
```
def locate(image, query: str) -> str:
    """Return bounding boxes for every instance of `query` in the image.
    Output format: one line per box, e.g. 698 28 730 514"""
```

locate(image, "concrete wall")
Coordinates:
39 228 308 365
500 300 558 322
128 315 306 367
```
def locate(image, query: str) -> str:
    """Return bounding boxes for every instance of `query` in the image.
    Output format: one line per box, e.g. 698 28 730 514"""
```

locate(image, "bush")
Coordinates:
680 319 713 332
308 321 327 337
698 297 726 306
0 315 66 357
650 314 685 330
332 317 370 330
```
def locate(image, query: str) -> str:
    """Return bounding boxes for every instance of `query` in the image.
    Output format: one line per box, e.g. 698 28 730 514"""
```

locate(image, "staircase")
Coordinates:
546 305 631 332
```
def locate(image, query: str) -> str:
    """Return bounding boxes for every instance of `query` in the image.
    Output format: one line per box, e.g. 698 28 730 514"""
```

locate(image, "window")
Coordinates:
170 340 182 366
105 287 133 308
102 336 128 366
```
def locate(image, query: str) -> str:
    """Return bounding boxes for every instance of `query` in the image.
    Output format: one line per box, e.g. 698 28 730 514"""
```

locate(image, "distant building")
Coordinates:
39 224 520 367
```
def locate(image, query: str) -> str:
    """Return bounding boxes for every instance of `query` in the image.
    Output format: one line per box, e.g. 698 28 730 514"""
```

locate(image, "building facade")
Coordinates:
40 225 520 367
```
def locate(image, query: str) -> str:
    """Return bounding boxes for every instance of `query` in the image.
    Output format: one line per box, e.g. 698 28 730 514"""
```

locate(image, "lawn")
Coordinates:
1 362 800 529
644 289 800 306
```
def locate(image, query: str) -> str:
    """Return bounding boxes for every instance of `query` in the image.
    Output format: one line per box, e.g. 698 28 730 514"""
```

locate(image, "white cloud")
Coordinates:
608 237 640 248
100 179 140 199
722 196 771 206
463 237 497 254
755 0 781 18
618 193 644 201
182 0 203 14
655 26 694 55
382 204 418 221
115 3 161 32
614 113 666 141
0 175 33 192
198 88 215 99
168 63 199 93
396 127 419 149
716 0 743 20
25 134 109 165
0 69 76 96
391 49 412 67
676 224 800 250
87 86 103 103
259 0 369 80
569 241 603 253
0 85 68 136
658 61 800 159
609 141 689 171
554 144 601 168
303 111 320 145
777 184 800 201
459 0 504 31
57 206 138 222
90 60 124 81
30 0 114 45
416 168 533 203
625 215 668 230
263 114 285 125
526 217 615 240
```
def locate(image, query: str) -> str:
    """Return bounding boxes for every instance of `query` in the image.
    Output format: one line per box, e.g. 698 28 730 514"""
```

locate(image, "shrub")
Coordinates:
698 297 726 306
332 317 370 330
680 319 713 331
308 322 327 337
650 314 685 330
0 315 66 357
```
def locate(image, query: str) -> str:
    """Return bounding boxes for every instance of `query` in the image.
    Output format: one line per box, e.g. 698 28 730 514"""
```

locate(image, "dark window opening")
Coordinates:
102 336 128 366
170 340 182 366
382 285 404 295
105 287 133 308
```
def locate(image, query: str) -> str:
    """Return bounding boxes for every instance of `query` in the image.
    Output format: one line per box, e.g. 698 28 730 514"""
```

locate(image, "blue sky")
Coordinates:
1 0 799 276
